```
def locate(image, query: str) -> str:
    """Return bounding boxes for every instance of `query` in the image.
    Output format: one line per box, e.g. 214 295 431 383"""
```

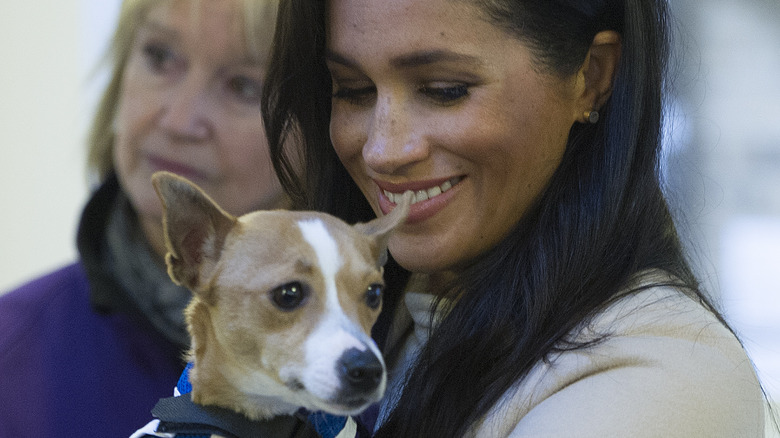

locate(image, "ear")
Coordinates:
152 171 237 292
354 191 413 267
575 30 622 122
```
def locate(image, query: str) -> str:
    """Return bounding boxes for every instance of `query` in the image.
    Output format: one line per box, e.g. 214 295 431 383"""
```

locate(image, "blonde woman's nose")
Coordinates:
158 77 213 140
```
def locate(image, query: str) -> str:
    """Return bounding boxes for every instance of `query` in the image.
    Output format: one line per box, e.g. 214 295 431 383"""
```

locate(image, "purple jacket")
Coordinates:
0 263 184 437
0 176 185 437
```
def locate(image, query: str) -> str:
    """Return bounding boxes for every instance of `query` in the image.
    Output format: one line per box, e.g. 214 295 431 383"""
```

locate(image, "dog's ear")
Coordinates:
152 171 236 292
354 191 412 266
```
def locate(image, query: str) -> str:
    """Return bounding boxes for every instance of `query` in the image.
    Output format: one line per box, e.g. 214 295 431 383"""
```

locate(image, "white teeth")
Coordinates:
383 177 459 205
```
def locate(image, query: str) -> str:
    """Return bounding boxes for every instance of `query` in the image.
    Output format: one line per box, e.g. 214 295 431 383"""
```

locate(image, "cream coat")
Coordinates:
382 273 765 437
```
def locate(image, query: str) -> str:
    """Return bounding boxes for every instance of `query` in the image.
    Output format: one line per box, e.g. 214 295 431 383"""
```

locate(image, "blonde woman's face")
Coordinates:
114 0 285 230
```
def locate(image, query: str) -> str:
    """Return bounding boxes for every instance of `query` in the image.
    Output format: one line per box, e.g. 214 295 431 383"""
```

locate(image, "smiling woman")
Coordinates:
0 1 289 436
325 0 613 278
263 0 768 436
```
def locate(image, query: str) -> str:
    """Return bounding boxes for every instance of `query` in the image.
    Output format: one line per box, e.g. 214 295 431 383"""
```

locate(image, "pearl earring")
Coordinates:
584 110 600 124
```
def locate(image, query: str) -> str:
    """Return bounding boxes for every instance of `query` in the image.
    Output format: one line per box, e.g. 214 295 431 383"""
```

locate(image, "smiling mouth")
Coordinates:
383 177 463 205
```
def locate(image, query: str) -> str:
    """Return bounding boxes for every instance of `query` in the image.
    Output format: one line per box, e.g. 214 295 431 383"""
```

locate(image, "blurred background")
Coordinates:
665 1 780 430
0 0 119 290
0 0 778 431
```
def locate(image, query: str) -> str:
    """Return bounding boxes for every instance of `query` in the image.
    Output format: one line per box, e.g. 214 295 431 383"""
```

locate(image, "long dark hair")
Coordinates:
262 0 724 436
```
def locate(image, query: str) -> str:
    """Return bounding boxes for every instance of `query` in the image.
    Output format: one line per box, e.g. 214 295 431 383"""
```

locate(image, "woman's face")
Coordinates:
114 0 286 240
327 0 582 276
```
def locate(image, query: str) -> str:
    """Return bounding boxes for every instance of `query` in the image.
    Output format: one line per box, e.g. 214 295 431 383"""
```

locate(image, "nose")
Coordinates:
362 94 429 174
337 347 384 394
158 76 212 140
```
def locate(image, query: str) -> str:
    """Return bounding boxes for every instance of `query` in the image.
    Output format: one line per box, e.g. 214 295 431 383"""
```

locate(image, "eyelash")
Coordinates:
332 86 375 105
420 84 469 103
331 83 470 105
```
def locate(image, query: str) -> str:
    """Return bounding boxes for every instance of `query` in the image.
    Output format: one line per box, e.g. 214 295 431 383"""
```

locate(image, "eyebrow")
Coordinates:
138 19 264 67
139 20 178 38
325 49 484 69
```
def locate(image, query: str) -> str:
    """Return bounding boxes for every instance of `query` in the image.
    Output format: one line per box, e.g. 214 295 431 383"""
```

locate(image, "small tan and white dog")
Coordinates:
151 171 411 422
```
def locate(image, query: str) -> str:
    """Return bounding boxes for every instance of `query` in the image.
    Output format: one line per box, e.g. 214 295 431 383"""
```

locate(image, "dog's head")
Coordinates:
152 171 410 420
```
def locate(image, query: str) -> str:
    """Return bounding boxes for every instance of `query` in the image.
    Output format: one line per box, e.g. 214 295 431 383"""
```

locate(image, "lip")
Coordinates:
146 153 210 182
375 176 462 224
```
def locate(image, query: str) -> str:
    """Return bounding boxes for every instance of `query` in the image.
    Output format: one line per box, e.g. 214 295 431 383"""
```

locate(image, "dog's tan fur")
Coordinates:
152 171 410 421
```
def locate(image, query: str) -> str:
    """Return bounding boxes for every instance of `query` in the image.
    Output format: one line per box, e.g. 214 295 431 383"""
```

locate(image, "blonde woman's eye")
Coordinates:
142 43 177 73
228 76 262 105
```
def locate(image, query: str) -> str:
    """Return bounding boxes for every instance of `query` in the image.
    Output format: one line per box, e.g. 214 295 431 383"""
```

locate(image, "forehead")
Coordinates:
142 0 252 62
147 0 242 36
326 0 509 60
222 212 377 277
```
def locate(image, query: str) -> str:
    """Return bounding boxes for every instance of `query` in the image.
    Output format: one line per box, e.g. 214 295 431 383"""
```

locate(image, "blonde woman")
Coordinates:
0 1 286 436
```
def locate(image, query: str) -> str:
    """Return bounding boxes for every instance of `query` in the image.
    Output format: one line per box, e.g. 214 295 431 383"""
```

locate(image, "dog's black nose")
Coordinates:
338 347 384 393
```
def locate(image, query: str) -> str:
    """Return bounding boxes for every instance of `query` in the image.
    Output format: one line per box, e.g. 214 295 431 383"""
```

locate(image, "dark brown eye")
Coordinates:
270 282 307 311
365 284 383 309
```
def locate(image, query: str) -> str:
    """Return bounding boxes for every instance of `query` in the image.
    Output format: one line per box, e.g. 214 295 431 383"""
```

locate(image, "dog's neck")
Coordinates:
186 299 302 421
190 365 301 420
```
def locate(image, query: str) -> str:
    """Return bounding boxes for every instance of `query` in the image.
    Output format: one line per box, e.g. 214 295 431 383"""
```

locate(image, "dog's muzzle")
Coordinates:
335 347 385 407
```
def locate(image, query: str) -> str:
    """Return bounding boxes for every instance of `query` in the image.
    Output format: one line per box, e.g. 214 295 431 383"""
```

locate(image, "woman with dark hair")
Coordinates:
262 0 766 436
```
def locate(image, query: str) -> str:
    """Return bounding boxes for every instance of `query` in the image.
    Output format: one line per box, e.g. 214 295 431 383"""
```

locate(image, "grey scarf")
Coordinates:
105 193 192 347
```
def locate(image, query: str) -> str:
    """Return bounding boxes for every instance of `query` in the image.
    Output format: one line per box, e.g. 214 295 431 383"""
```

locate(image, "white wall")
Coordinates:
0 0 119 292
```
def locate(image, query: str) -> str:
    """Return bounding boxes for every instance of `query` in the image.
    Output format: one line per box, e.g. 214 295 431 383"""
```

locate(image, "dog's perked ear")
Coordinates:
354 191 413 267
152 171 236 292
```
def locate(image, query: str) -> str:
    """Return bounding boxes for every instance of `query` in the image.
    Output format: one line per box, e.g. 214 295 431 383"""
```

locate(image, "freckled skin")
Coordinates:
327 0 583 283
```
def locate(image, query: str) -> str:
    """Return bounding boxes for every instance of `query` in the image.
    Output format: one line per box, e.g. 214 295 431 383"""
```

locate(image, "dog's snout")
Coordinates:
338 348 384 392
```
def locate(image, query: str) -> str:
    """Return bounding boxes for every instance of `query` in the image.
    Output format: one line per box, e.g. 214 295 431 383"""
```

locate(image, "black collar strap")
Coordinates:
152 394 320 438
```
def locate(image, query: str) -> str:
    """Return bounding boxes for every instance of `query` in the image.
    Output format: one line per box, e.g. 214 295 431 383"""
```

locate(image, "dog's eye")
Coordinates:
270 282 307 311
365 284 383 309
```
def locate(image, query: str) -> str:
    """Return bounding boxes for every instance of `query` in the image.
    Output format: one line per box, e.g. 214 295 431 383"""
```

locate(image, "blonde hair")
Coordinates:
87 0 279 181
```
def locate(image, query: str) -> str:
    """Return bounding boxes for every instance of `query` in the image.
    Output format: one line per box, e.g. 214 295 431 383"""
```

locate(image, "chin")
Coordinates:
127 191 165 224
390 246 446 275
